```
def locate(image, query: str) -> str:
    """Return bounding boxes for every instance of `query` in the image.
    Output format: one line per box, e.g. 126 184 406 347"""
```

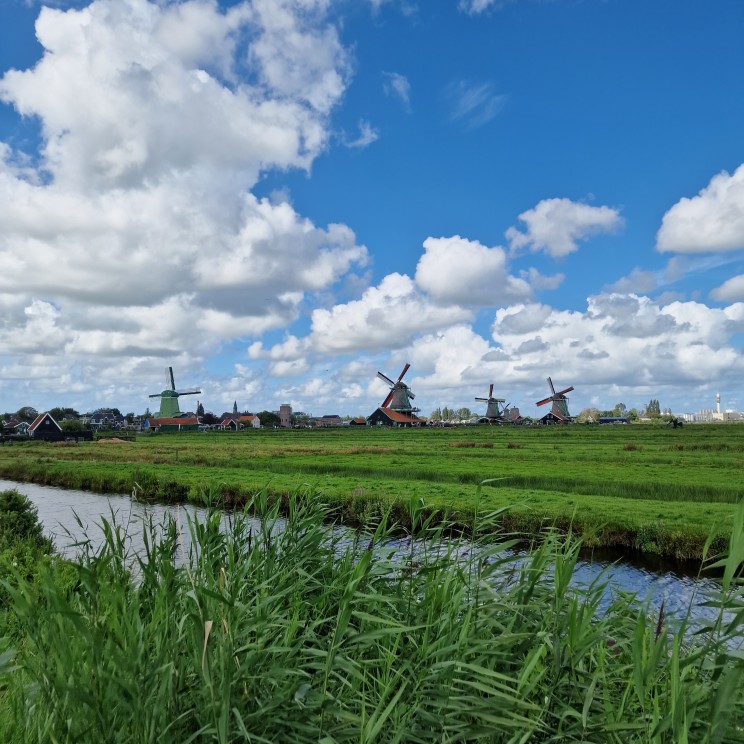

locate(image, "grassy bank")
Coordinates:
0 424 742 560
1 487 743 741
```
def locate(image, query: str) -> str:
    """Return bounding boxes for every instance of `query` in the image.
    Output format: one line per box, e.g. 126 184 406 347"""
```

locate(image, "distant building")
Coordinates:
367 408 422 427
279 403 292 428
679 393 743 423
317 414 343 427
144 417 199 433
1 417 29 436
88 409 126 430
28 412 64 441
538 411 572 425
220 415 261 430
240 414 261 429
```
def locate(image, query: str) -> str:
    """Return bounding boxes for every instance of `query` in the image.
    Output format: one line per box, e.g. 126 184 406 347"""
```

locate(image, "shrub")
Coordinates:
0 490 50 551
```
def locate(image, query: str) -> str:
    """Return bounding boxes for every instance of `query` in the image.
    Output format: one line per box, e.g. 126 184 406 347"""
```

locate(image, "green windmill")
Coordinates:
149 367 201 418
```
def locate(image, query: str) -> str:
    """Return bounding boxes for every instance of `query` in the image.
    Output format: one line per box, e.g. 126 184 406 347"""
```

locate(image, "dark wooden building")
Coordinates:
28 412 64 441
367 408 423 427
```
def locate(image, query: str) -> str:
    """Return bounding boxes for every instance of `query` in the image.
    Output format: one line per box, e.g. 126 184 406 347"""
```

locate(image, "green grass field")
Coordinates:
1 423 742 560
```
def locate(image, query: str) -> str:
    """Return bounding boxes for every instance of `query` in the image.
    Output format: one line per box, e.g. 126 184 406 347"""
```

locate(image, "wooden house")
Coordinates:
28 412 64 441
366 408 422 427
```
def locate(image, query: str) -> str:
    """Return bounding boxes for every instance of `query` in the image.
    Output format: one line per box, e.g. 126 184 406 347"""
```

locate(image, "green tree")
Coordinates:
49 407 80 421
16 407 38 422
196 402 205 418
60 420 83 433
613 403 627 417
257 411 281 427
576 407 600 423
646 399 661 417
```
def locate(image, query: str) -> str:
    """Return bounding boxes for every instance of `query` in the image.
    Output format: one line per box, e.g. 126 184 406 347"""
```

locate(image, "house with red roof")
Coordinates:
28 412 64 441
366 408 423 427
144 417 199 432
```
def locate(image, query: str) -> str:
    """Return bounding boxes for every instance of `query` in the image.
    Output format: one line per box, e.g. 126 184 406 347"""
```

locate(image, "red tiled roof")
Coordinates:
28 412 61 432
28 413 45 431
147 417 199 426
374 408 422 424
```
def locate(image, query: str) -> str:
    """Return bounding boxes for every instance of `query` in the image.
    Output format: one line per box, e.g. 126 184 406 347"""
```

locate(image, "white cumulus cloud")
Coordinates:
414 235 533 306
309 272 472 353
656 164 744 253
711 275 744 303
506 198 623 258
0 0 365 405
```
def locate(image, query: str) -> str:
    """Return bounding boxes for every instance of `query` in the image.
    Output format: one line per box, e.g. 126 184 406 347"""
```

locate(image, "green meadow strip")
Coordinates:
0 423 741 560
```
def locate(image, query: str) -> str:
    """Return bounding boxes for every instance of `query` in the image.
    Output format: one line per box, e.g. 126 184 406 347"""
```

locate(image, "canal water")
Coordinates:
2 478 734 632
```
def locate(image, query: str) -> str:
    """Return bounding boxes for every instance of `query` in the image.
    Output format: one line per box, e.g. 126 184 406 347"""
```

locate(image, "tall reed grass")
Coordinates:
1 487 743 741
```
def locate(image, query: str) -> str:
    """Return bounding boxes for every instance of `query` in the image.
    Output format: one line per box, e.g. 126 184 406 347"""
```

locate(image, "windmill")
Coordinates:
149 367 201 418
377 363 419 413
536 377 574 423
475 383 507 422
503 404 522 423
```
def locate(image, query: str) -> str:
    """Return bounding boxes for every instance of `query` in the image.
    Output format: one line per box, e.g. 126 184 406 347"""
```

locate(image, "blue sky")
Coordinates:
0 0 743 418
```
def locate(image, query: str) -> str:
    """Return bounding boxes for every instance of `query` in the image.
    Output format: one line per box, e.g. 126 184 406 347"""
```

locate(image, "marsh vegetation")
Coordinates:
1 488 743 742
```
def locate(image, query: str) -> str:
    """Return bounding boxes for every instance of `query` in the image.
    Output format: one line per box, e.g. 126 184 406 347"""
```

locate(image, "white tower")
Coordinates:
716 393 721 415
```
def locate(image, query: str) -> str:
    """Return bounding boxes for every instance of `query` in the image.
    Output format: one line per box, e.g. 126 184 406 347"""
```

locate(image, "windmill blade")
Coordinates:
407 389 415 399
178 390 201 396
475 397 489 402
489 383 493 399
377 371 395 386
397 363 411 381
547 377 556 395
536 397 552 406
382 390 395 408
557 386 574 396
148 394 162 399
